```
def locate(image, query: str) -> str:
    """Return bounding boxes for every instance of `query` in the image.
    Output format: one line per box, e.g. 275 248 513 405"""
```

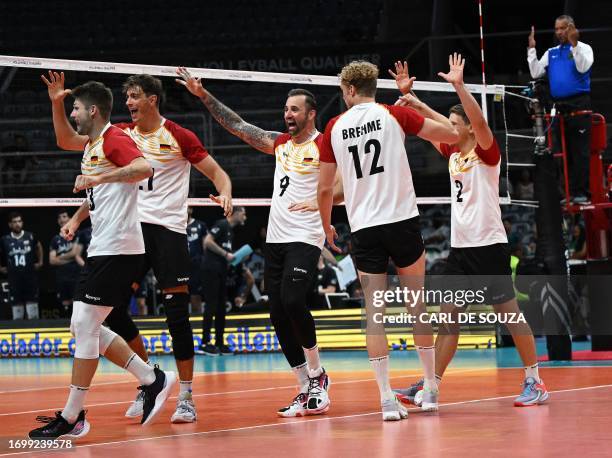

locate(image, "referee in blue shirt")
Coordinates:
528 15 594 204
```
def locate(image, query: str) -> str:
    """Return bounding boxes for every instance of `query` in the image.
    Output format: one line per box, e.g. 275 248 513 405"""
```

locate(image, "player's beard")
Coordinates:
286 118 306 137
75 117 92 136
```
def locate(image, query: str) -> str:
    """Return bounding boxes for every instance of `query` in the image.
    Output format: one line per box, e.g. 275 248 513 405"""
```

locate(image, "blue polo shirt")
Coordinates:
547 43 591 99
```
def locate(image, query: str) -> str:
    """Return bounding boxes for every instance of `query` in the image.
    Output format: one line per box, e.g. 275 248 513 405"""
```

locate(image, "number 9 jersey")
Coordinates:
319 103 424 233
267 131 325 248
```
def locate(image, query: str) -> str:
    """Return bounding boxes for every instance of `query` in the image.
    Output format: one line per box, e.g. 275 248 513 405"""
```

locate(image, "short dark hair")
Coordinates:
123 74 165 108
71 81 113 120
449 104 470 125
556 14 575 25
56 208 69 218
8 211 22 222
287 88 317 111
233 206 246 214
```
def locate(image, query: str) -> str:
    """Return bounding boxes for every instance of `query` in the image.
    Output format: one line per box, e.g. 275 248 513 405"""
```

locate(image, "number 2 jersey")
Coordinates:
81 123 145 257
115 118 208 234
439 140 507 248
319 102 424 232
267 131 325 248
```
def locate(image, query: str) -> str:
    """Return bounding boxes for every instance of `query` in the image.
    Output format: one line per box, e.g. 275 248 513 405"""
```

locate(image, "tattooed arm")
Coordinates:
176 67 281 154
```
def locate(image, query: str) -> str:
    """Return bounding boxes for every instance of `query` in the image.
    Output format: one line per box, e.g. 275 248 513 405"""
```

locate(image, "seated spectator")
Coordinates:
307 255 339 309
424 217 450 246
503 218 522 246
1 134 35 186
569 224 587 259
515 170 535 200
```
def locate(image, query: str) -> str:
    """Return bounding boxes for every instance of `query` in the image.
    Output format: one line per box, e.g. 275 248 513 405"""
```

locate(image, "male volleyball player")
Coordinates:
29 80 175 439
176 67 341 418
317 60 459 421
41 71 233 423
390 54 549 407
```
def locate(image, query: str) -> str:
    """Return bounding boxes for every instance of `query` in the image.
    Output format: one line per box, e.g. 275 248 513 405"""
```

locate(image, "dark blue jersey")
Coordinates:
1 232 38 273
186 219 207 259
76 227 92 261
50 234 80 279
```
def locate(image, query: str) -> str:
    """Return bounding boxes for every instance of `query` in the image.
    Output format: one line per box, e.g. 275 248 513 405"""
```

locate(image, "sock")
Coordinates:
416 346 437 392
124 353 156 386
179 380 193 395
525 363 540 382
369 356 394 402
435 374 443 386
292 362 309 393
303 345 322 376
62 385 88 423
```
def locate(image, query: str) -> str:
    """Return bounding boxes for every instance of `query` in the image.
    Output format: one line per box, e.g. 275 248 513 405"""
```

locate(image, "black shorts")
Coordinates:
56 277 78 302
188 257 203 296
264 242 320 298
351 216 424 274
140 223 191 290
75 254 145 307
443 243 515 305
8 272 38 305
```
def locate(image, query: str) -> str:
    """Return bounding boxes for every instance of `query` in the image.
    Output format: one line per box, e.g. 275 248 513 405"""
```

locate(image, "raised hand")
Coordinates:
388 61 416 95
60 219 80 241
567 23 579 47
73 175 101 193
528 26 536 48
175 67 206 98
40 71 71 102
394 93 422 110
437 53 465 86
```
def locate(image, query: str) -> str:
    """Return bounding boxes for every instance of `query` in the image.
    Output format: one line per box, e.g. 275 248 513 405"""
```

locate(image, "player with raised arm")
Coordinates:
41 71 232 423
176 67 343 417
317 60 459 421
29 80 175 439
390 54 548 407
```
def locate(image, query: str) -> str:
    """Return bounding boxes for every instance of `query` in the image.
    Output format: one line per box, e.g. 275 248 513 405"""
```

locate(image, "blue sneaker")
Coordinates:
514 377 549 407
394 378 423 406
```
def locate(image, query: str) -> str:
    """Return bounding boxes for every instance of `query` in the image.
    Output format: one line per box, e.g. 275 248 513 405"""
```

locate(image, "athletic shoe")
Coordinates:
394 378 423 406
420 386 439 412
277 392 308 418
381 396 408 421
29 410 90 439
218 344 234 355
305 368 330 414
140 366 176 425
514 377 549 407
125 390 145 418
198 343 220 356
171 391 197 423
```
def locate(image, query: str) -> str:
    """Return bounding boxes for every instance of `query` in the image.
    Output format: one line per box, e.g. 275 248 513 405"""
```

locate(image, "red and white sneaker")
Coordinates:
277 392 308 418
306 368 330 415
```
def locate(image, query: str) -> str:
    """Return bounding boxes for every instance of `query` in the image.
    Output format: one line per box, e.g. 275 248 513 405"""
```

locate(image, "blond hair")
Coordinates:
339 61 379 97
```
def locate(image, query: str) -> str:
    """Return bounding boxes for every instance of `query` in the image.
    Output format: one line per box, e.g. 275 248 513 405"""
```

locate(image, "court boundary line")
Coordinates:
1 382 610 457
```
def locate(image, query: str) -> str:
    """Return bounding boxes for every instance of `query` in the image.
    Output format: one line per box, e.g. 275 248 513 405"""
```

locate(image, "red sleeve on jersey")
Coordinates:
273 133 292 149
319 115 341 163
475 138 501 165
385 104 425 135
102 126 144 167
164 120 209 164
439 143 455 159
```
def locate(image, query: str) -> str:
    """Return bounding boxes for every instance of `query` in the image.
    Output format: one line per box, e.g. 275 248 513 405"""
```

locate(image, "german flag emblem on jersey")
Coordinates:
160 144 172 152
303 157 313 163
90 156 98 162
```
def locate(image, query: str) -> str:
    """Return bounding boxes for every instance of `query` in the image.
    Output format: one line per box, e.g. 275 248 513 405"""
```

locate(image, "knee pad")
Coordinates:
99 325 118 355
105 306 140 342
165 293 194 360
280 279 310 320
71 301 112 359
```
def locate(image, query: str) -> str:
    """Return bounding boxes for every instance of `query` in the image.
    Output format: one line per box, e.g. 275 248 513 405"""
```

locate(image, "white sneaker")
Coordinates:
170 392 197 423
277 392 307 418
125 390 145 418
305 368 331 415
420 387 439 412
381 396 408 421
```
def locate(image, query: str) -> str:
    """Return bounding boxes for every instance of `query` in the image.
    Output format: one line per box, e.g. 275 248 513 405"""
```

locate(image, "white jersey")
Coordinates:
116 118 208 234
440 141 508 248
266 131 325 248
81 123 145 257
320 102 424 233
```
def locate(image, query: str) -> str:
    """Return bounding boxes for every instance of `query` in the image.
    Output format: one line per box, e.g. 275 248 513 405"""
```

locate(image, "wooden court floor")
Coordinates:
0 359 611 457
